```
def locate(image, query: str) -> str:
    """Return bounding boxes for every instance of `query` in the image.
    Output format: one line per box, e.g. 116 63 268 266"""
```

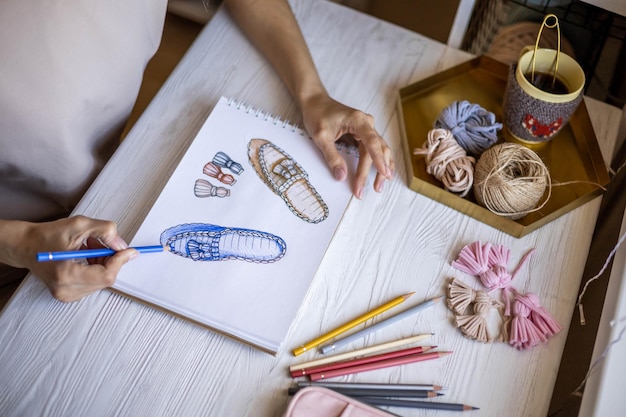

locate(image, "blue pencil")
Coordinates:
37 245 168 262
320 296 442 354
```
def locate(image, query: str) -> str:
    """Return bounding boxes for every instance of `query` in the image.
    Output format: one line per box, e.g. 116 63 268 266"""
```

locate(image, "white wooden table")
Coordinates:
0 1 622 416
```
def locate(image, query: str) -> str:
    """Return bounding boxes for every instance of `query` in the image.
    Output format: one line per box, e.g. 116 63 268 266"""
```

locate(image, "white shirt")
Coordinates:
0 0 167 221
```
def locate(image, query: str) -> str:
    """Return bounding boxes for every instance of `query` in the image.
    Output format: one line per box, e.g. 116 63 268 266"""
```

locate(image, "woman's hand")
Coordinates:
300 93 394 199
0 216 137 302
224 0 394 198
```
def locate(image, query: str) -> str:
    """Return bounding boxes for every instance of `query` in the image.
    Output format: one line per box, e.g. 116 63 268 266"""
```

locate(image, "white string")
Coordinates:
609 159 626 178
577 230 626 325
567 162 626 401
572 315 626 396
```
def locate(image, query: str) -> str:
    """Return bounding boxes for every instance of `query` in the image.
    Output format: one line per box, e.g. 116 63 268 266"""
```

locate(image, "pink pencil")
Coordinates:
308 351 451 381
290 345 436 378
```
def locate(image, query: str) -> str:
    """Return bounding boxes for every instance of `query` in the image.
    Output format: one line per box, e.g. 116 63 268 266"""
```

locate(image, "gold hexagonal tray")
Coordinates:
398 55 609 237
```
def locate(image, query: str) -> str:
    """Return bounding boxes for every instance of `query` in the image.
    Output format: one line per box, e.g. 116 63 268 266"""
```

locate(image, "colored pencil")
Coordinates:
320 296 442 354
291 345 435 377
357 397 478 411
287 386 441 398
292 292 415 356
36 245 168 262
289 334 431 372
323 389 442 399
309 351 451 381
296 381 445 392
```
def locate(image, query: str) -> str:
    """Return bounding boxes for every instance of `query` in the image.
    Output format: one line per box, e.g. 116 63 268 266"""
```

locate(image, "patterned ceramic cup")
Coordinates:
502 47 585 144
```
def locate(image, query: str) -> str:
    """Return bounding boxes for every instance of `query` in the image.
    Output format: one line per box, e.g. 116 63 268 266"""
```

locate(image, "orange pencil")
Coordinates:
309 351 451 381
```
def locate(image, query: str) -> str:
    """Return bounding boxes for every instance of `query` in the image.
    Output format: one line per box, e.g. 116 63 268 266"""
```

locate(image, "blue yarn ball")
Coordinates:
435 100 502 156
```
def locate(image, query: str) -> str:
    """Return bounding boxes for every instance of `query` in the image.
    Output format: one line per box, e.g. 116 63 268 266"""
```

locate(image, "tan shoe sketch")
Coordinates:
247 139 328 223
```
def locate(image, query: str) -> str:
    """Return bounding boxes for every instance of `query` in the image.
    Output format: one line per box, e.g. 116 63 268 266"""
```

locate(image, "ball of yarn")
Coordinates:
435 100 502 156
413 128 475 198
473 143 549 219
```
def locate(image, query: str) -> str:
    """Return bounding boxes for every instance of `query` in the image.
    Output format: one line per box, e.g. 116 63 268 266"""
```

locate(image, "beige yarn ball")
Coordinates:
473 143 549 219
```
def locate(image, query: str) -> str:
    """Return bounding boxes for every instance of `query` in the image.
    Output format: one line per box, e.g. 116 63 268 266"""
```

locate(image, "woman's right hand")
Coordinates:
0 216 138 302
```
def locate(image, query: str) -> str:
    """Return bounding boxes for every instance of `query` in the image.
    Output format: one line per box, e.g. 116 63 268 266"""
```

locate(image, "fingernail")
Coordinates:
385 164 393 178
128 249 140 260
334 166 347 181
355 186 364 200
375 180 385 193
112 236 129 250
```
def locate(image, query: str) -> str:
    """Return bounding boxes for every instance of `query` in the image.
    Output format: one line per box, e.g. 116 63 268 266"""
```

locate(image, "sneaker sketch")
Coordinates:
160 223 286 263
247 139 328 224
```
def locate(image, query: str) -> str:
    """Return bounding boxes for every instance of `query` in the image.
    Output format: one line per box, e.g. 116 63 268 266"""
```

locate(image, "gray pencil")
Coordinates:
320 296 442 354
322 388 442 398
357 397 479 411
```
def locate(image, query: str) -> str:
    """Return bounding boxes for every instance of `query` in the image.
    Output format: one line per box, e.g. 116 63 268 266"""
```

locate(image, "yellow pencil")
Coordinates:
292 292 415 356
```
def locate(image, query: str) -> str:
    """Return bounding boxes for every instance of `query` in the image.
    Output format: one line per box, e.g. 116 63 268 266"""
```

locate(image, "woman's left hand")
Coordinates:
300 93 394 199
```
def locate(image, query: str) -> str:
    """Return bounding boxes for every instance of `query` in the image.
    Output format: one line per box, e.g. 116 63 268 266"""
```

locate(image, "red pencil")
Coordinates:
308 351 451 381
290 345 436 378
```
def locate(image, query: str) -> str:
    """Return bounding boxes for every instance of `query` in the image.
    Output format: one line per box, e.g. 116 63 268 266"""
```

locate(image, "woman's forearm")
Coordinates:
223 0 327 108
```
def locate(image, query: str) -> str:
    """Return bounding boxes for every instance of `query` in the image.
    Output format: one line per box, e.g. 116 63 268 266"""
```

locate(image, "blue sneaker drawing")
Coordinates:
160 223 286 263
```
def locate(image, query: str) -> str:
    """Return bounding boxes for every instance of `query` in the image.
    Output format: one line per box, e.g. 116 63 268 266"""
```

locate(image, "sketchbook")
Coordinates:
114 96 356 354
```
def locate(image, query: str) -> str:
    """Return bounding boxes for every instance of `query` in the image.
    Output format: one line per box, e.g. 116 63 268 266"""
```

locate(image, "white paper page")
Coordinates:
114 97 355 353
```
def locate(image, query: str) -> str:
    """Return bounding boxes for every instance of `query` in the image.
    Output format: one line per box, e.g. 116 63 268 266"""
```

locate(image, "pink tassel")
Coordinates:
451 241 491 277
482 244 511 290
508 292 560 349
525 293 562 338
452 241 535 293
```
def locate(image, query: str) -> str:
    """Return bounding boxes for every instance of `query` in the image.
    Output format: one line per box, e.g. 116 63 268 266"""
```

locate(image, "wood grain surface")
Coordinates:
0 1 621 416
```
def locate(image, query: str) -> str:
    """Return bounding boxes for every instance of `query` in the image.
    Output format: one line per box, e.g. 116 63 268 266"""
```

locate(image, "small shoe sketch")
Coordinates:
194 179 230 198
212 151 244 175
247 139 328 224
203 161 236 185
160 223 286 263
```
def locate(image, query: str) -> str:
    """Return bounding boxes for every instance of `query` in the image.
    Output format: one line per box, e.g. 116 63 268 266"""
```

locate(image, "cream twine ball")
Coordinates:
473 143 550 219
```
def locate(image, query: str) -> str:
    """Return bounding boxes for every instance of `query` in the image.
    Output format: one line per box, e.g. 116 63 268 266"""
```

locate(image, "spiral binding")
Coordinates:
227 97 305 135
226 97 359 157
